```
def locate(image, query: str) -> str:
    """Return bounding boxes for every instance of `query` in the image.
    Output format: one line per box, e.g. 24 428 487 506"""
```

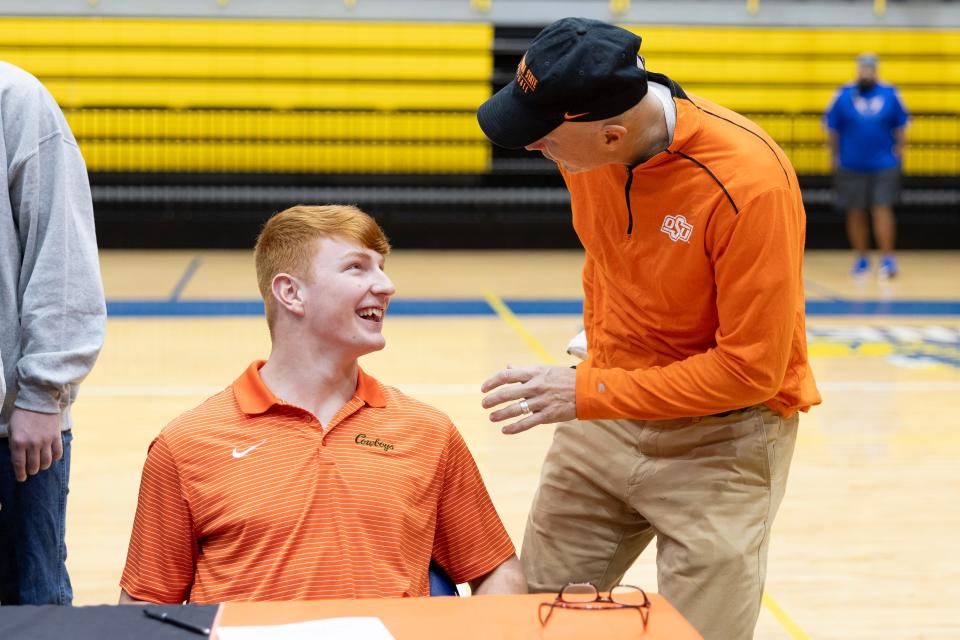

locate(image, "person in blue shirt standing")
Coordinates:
826 53 909 277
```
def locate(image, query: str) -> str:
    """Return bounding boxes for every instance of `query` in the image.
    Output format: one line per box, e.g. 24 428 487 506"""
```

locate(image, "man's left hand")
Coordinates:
481 365 576 434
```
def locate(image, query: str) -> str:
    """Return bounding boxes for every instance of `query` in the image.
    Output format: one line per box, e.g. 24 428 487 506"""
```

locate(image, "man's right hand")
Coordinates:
8 408 63 482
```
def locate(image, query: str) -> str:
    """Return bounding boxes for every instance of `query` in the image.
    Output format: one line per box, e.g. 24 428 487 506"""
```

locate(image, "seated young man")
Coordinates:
119 204 525 603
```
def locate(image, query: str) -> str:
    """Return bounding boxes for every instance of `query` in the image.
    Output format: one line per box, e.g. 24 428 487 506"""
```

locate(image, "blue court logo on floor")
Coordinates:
808 325 960 369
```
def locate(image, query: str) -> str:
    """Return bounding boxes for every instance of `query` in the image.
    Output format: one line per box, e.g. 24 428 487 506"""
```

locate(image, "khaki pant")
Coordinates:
522 406 798 640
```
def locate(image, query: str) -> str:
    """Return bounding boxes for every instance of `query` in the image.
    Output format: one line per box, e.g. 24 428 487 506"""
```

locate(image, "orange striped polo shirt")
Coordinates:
120 361 515 604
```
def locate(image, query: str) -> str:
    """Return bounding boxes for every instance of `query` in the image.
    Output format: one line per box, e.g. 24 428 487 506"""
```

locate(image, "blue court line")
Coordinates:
105 298 960 318
504 299 584 315
109 300 265 317
107 298 494 317
505 299 960 317
168 256 203 302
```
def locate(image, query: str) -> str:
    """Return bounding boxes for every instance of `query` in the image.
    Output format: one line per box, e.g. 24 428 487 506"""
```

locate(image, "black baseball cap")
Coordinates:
477 17 648 149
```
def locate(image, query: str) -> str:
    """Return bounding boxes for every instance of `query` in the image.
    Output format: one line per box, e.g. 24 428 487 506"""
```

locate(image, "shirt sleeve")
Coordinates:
120 436 198 603
431 427 515 585
582 253 597 342
891 88 909 128
576 187 805 419
824 89 843 131
11 88 106 415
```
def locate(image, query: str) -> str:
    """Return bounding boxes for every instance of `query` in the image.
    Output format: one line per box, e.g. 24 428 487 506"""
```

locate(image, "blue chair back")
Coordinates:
428 560 459 596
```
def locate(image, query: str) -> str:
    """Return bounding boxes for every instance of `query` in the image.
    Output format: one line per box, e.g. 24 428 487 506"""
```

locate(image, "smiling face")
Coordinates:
254 204 394 362
295 235 396 359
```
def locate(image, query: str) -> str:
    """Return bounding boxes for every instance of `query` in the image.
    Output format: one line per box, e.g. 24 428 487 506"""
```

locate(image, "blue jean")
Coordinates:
0 430 72 605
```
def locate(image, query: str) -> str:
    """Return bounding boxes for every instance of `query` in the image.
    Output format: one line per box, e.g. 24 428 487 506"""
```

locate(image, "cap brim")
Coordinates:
477 83 563 150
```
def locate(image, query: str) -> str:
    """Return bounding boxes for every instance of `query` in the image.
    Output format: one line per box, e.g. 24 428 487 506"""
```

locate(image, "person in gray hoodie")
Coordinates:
0 61 106 605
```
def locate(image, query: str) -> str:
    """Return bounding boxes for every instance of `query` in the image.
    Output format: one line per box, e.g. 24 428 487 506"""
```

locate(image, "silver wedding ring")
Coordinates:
519 400 531 415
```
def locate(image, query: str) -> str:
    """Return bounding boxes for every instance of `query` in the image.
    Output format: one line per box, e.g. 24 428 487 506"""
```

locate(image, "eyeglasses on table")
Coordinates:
538 582 651 629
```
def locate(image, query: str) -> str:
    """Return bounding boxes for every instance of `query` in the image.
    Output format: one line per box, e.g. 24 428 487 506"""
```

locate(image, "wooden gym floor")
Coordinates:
66 249 960 639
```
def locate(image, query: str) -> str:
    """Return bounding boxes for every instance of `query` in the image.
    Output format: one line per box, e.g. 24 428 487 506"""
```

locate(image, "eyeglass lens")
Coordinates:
610 584 643 604
560 583 599 603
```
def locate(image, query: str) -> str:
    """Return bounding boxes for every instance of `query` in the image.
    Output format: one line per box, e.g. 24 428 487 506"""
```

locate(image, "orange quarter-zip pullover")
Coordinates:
566 83 821 420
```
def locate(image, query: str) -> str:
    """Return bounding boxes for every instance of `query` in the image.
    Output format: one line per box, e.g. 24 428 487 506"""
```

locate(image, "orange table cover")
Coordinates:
214 592 703 640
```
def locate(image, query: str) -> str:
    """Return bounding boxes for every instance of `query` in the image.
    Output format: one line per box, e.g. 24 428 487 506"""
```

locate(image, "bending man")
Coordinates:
478 18 820 640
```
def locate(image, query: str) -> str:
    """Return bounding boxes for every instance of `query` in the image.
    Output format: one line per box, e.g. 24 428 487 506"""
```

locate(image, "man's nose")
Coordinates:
374 271 396 296
525 140 544 152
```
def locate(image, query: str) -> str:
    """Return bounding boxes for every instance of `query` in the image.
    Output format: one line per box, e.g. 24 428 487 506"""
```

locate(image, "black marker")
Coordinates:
143 606 212 636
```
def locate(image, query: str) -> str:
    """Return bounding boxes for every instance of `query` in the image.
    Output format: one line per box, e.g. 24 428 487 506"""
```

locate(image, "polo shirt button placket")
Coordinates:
317 439 337 465
316 425 328 457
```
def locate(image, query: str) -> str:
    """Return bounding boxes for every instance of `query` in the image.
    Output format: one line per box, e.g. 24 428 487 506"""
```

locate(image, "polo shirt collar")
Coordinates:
233 360 387 415
355 367 387 408
233 361 277 415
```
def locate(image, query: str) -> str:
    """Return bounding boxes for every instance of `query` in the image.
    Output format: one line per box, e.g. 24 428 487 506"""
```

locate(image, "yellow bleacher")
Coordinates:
74 139 486 173
66 110 482 141
41 79 488 111
635 28 960 111
631 26 960 56
628 25 960 175
0 17 491 174
0 17 956 175
0 18 488 49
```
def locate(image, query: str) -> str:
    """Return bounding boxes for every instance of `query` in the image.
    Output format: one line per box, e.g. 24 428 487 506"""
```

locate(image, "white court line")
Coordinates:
82 381 960 397
83 386 224 397
818 381 960 391
396 384 480 395
82 383 482 397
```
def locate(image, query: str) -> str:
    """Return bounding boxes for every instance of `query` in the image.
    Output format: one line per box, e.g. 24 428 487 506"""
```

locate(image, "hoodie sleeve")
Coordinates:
10 86 106 414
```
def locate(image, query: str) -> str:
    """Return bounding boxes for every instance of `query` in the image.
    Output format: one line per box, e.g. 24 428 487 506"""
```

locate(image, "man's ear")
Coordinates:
601 124 628 150
271 273 305 318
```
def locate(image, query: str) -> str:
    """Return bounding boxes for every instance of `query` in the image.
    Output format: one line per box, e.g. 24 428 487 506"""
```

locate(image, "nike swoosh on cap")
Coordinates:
563 111 591 120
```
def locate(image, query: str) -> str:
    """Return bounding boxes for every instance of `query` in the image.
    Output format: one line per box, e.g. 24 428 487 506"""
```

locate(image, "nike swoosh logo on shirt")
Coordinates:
232 440 266 459
563 111 591 120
